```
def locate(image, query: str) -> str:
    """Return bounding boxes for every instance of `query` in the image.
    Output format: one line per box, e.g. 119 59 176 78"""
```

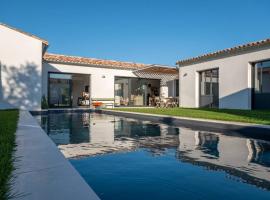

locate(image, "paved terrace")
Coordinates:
10 111 100 200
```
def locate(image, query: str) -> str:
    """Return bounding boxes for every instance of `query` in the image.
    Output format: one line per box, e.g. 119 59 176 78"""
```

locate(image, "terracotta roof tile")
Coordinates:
177 38 270 66
43 53 149 70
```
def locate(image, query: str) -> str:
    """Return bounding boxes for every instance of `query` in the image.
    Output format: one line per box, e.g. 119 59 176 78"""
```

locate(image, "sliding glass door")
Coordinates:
252 60 270 109
114 77 160 107
48 73 72 108
199 69 219 108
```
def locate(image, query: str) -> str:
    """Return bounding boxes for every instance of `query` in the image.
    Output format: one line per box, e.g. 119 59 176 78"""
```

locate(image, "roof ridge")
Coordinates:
0 22 49 45
44 52 151 66
177 38 270 66
43 52 147 70
43 53 176 71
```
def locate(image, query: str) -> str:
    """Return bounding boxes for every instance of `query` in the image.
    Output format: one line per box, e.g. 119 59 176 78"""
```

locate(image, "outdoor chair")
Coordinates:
159 97 168 108
155 97 161 108
172 97 179 107
165 97 174 108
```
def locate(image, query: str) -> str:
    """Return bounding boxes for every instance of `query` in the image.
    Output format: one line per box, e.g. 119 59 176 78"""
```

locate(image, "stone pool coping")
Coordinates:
11 110 100 200
101 109 270 138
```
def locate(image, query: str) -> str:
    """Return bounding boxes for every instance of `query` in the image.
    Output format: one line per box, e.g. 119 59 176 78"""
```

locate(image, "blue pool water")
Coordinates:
36 112 270 200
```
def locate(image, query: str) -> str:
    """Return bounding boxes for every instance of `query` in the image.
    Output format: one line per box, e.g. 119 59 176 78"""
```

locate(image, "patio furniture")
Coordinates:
92 101 103 108
130 95 135 105
172 97 179 107
155 97 161 108
114 96 121 106
165 97 174 108
78 92 90 106
165 97 179 108
120 97 129 106
133 95 143 106
157 97 167 108
91 98 115 108
155 97 179 108
81 100 90 106
149 96 158 106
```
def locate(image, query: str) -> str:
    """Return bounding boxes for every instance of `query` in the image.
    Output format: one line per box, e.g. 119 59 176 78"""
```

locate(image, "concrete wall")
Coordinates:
179 47 270 109
42 62 138 101
0 25 44 110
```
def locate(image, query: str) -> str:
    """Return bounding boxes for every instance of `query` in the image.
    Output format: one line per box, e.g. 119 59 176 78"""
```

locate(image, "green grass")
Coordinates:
0 109 19 200
108 107 270 125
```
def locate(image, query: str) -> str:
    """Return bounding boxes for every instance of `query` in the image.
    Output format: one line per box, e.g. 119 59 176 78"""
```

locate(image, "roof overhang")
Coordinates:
0 23 49 46
43 53 148 70
133 65 179 85
176 38 270 67
133 64 178 75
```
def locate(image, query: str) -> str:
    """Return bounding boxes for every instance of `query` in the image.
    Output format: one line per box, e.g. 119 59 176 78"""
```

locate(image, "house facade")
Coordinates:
0 23 178 110
177 39 270 110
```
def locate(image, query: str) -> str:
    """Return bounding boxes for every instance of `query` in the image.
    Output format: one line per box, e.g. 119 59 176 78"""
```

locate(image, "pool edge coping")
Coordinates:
10 110 101 200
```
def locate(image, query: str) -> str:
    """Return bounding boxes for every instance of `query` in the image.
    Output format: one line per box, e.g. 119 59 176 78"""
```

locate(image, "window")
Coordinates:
199 69 219 108
254 61 270 94
175 79 179 97
200 69 218 96
114 77 160 106
48 73 72 107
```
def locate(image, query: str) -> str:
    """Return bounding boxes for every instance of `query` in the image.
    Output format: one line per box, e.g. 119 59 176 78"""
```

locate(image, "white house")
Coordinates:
0 23 178 110
178 129 270 187
177 39 270 109
0 23 47 110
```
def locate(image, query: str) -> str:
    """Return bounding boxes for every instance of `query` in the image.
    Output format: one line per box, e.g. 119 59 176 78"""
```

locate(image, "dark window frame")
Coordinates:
48 72 73 108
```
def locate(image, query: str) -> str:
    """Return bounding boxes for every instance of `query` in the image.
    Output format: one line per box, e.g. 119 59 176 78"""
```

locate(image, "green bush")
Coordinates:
41 95 48 109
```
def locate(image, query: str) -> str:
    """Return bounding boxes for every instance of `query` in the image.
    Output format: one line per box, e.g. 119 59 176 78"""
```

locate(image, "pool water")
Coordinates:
35 112 270 200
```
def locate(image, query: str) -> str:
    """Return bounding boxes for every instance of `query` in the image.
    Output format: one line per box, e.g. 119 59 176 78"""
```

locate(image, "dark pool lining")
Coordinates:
100 110 270 141
30 108 270 141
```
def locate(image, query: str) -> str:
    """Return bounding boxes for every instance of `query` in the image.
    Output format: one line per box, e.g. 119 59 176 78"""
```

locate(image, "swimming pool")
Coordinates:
35 112 270 200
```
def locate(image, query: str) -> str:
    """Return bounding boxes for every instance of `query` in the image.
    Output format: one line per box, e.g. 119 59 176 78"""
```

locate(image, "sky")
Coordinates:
1 0 270 66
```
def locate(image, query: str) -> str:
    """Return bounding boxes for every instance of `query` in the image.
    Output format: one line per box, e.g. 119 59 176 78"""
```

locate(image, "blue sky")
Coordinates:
1 0 270 65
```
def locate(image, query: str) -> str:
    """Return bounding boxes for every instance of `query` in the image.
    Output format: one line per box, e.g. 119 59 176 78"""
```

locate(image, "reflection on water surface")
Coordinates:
35 112 270 200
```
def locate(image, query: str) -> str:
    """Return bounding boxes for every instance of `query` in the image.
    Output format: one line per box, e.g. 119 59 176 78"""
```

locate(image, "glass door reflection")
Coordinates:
49 73 72 108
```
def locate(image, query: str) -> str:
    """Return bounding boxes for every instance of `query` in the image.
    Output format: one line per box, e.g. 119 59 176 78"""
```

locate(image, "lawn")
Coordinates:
109 107 270 125
0 109 19 200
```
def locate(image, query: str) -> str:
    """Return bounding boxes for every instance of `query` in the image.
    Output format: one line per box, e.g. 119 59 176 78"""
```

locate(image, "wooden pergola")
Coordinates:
132 65 179 86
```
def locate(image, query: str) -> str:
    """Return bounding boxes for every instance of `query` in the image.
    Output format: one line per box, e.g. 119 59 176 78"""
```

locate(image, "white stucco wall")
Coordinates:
0 25 44 110
178 128 270 182
179 47 270 109
42 62 138 101
43 62 177 104
160 86 169 97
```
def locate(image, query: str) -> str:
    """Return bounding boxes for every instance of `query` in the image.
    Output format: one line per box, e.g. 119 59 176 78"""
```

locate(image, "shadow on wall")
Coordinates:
0 62 41 110
218 87 270 110
219 88 251 110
